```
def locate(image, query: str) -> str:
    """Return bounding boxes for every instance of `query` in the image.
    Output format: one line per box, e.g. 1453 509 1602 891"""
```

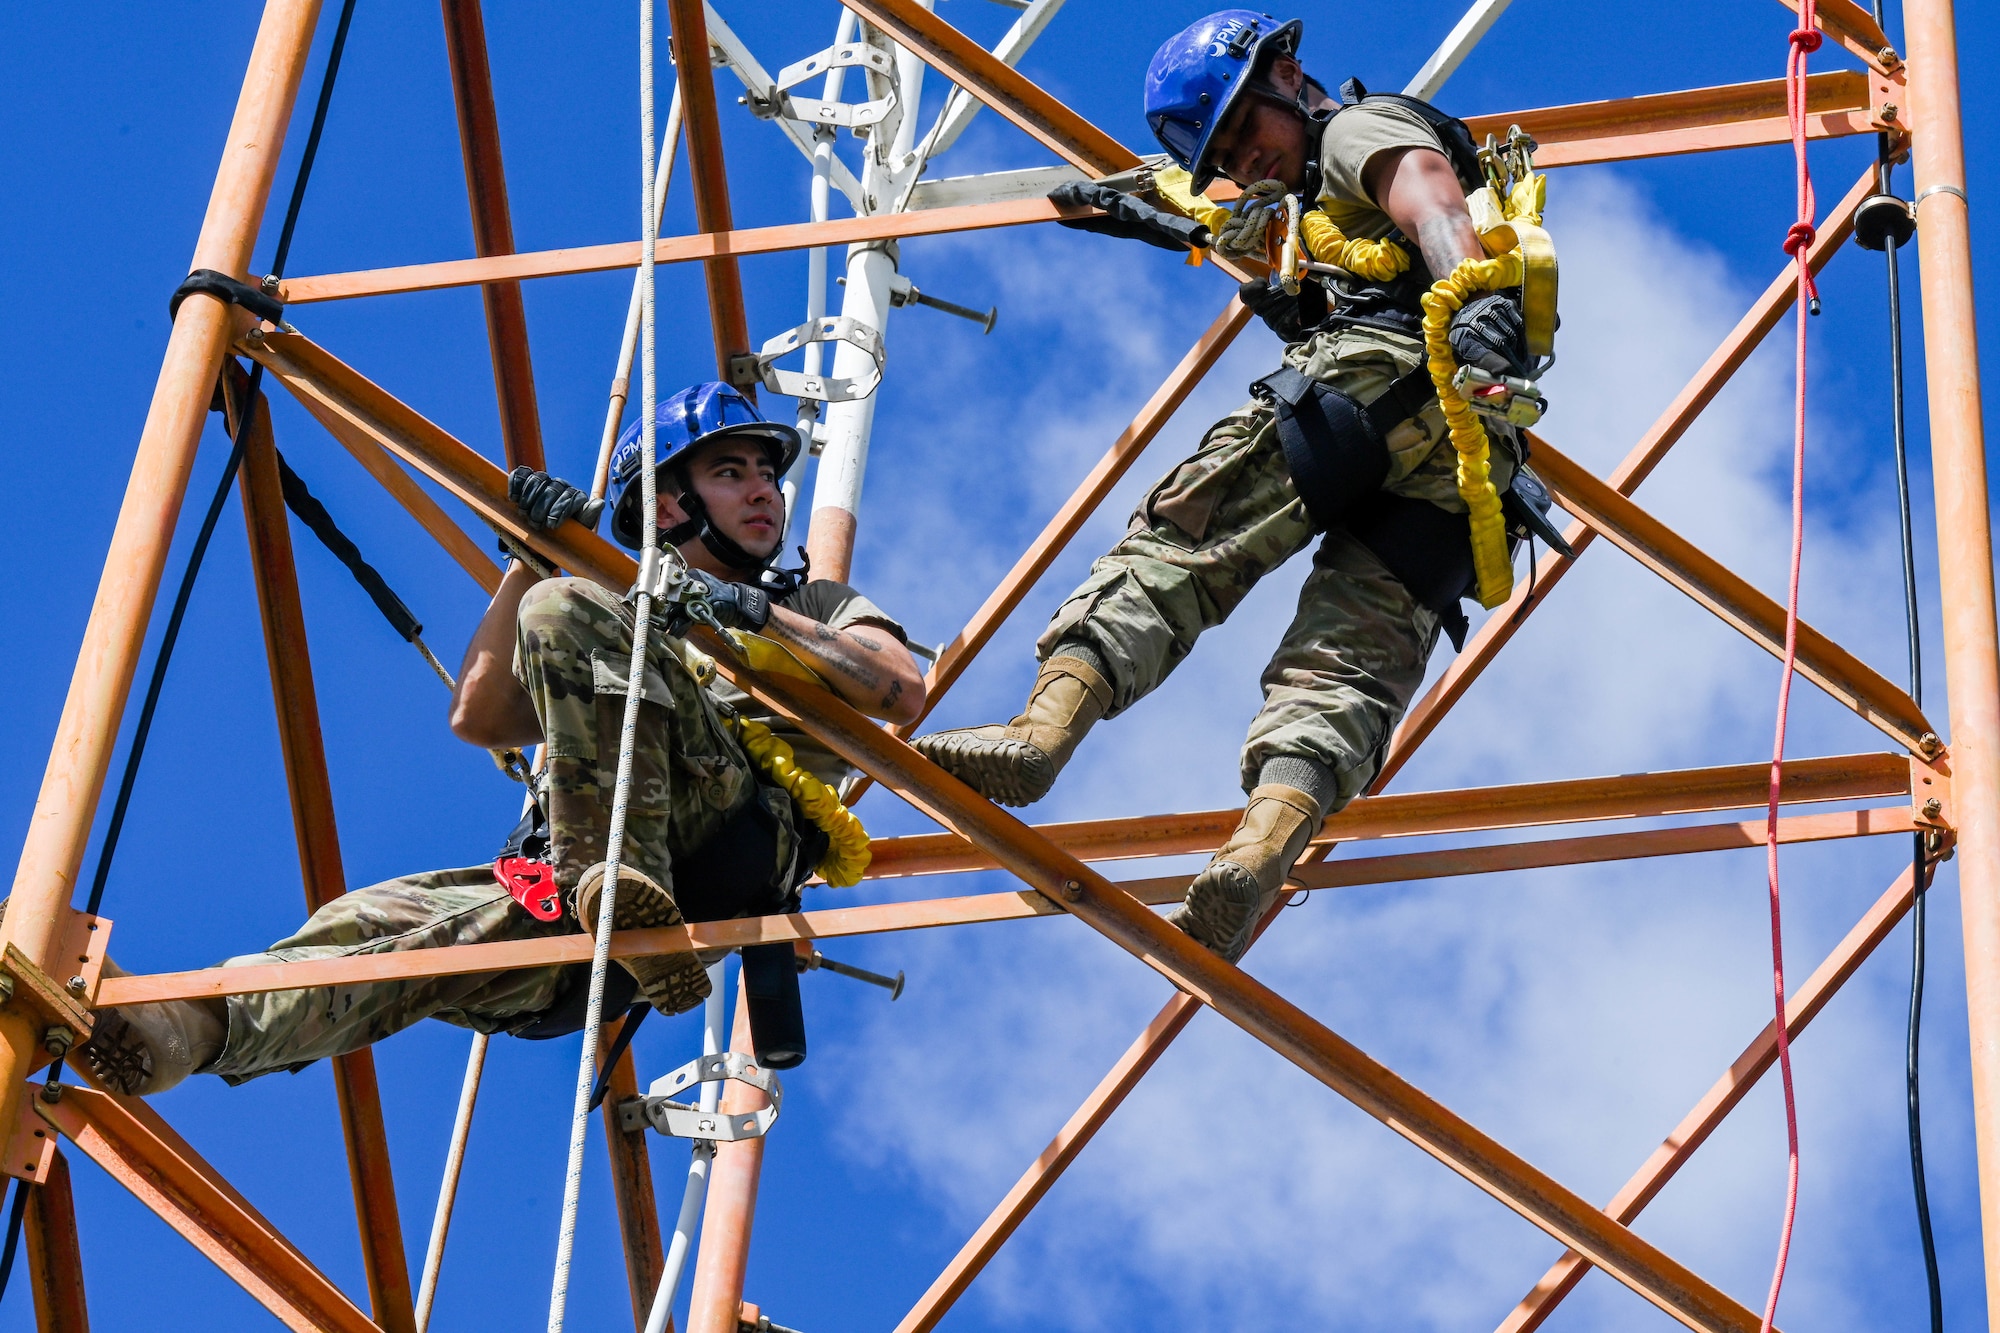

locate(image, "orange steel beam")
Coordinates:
905 297 1250 718
685 992 766 1333
664 0 750 378
835 0 1136 177
24 1150 89 1333
864 750 1913 880
278 197 1080 304
39 1086 378 1333
281 376 503 595
886 168 1882 1323
1775 0 1898 70
232 379 416 1333
893 996 1202 1333
598 1032 665 1333
892 838 1927 1333
93 804 1916 1010
836 294 1251 806
1 0 327 1183
1377 164 1874 788
1464 69 1899 168
1498 855 1934 1332
270 75 1900 309
1529 437 1933 753
702 668 1770 1330
440 0 545 470
1905 0 2000 1314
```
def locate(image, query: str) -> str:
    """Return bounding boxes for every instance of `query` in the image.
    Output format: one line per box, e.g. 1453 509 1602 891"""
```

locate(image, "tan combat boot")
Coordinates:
574 861 713 1017
78 999 227 1097
1166 784 1322 964
912 654 1113 806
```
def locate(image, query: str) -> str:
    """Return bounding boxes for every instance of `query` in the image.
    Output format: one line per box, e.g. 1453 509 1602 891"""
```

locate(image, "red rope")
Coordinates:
1762 5 1821 1330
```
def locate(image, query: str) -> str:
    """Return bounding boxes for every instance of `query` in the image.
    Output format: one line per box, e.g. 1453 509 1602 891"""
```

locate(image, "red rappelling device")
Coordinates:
496 856 563 922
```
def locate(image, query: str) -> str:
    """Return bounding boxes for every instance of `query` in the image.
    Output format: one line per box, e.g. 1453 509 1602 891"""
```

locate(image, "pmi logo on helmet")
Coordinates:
1207 17 1257 59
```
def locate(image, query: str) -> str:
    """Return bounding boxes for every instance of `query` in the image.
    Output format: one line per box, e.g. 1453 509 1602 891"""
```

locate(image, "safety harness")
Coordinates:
1158 80 1565 625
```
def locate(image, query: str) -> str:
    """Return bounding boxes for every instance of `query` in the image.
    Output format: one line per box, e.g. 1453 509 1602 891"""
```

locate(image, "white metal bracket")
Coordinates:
617 1051 783 1142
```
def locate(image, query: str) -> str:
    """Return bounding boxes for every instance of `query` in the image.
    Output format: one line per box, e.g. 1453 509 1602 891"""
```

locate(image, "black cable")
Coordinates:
1869 0 1944 1312
1880 151 1945 1333
0 1180 30 1303
82 0 360 920
274 449 424 643
587 1005 651 1112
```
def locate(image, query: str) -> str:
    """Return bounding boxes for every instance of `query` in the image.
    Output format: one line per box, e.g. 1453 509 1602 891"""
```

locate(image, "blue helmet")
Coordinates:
607 381 802 550
1144 11 1304 192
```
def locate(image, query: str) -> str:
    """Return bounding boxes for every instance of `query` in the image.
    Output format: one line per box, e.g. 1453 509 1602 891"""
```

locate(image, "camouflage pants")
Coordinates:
210 577 784 1081
1039 325 1518 801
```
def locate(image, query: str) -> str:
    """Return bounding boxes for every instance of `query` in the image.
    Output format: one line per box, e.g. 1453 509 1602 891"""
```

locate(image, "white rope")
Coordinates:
547 0 662 1323
414 1029 488 1333
593 82 685 503
643 959 729 1333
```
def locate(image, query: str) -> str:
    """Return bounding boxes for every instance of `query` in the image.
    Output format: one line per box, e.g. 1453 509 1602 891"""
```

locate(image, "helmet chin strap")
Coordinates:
663 486 793 582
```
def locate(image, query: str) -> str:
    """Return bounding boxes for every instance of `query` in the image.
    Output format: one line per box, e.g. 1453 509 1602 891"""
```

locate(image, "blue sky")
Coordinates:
4 1 2000 1329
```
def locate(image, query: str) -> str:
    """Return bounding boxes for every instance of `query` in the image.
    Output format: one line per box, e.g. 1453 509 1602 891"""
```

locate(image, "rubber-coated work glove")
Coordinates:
685 568 772 631
507 466 602 531
1212 179 1288 258
1447 292 1532 379
1236 278 1326 345
1048 181 1211 252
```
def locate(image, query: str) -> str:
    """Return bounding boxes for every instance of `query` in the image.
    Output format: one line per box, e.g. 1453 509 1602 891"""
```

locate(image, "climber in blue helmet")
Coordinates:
78 381 925 1096
920 12 1564 966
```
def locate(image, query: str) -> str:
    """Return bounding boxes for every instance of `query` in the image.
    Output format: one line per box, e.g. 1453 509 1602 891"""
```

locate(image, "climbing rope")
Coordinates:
1758 4 1821 1328
546 0 662 1323
83 0 360 922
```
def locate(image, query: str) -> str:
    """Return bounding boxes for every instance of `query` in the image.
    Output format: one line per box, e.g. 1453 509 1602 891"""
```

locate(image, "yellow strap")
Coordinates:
1421 250 1524 611
723 628 822 685
1149 164 1233 236
1297 210 1410 282
727 714 871 888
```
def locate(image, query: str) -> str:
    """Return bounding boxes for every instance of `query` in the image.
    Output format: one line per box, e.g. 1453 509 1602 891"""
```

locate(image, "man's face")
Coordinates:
1203 54 1312 190
656 437 784 564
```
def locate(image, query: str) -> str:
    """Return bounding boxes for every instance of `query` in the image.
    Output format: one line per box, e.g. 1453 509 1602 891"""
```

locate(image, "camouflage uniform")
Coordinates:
1039 324 1518 800
211 576 804 1082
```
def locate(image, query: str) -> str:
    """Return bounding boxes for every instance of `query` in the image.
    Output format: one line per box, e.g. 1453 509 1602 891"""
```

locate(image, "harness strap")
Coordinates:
1255 363 1476 650
1253 363 1432 531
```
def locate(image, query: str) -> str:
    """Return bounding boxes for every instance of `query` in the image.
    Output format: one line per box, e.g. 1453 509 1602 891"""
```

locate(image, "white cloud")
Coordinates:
809 167 1943 1330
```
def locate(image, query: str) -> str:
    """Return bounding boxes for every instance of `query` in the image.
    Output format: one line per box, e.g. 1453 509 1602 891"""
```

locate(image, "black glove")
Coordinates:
1049 181 1211 252
507 466 601 531
687 568 771 630
1236 278 1326 344
1447 292 1531 378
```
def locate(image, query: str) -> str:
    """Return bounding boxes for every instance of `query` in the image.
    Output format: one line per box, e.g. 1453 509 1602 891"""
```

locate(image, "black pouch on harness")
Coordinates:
1254 364 1479 650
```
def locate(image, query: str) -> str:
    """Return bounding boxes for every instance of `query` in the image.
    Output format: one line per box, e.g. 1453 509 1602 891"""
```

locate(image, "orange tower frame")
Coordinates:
4 1 1996 1329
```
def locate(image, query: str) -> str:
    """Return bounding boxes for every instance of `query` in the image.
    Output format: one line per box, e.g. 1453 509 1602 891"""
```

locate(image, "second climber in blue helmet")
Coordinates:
78 381 924 1098
917 11 1562 965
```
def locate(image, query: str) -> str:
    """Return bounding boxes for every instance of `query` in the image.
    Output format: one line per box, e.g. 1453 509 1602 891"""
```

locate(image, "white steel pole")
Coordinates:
804 1 933 583
1403 0 1513 100
644 961 731 1333
783 10 860 545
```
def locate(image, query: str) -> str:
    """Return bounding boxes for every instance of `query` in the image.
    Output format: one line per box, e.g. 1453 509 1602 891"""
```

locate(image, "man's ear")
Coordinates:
656 487 692 530
1264 53 1303 97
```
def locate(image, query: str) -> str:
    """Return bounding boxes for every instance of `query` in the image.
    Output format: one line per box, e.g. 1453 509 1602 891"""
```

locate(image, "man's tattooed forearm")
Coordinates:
1415 214 1477 280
